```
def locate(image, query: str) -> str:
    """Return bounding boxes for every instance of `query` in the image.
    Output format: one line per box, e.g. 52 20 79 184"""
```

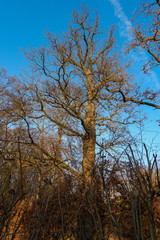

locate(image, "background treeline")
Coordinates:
0 125 160 239
0 1 160 239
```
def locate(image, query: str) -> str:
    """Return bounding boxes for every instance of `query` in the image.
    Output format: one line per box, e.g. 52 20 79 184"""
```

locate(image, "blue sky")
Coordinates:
0 0 141 75
0 0 160 147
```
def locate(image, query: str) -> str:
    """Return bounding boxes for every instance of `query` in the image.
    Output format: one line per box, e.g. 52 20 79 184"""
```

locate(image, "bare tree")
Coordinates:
126 144 160 240
22 8 150 181
128 0 160 72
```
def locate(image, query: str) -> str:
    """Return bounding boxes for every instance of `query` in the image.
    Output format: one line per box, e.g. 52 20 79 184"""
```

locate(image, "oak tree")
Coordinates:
23 8 139 181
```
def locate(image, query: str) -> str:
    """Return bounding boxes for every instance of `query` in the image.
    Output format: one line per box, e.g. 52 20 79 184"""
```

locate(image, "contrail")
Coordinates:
108 0 160 89
108 0 132 39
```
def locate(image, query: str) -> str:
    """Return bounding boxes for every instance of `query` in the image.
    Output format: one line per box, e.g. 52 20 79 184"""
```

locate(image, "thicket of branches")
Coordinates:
0 1 160 239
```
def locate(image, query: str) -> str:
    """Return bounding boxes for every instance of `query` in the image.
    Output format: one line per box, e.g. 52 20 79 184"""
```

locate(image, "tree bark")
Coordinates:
147 200 157 240
82 70 96 181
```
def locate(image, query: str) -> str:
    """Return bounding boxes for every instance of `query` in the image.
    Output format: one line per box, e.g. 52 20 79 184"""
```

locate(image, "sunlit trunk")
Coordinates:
82 131 96 180
83 70 96 181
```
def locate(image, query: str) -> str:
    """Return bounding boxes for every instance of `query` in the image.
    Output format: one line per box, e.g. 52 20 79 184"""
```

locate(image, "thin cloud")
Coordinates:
108 0 160 89
108 0 132 39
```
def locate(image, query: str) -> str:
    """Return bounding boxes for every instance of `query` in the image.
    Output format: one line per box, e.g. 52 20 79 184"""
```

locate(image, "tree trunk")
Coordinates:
82 101 96 181
82 135 95 179
147 199 157 240
82 70 96 181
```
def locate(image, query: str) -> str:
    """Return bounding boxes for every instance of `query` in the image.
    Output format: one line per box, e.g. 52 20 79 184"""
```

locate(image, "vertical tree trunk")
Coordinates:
80 72 97 238
147 200 157 240
82 70 96 181
82 136 95 179
82 101 96 181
